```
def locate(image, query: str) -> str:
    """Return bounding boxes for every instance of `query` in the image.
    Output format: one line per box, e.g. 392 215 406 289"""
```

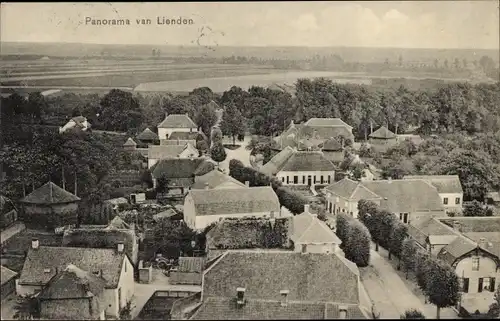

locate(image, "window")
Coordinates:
403 213 409 224
237 288 246 301
443 197 449 205
472 257 480 271
463 278 470 293
328 176 331 184
301 244 307 253
490 277 496 292
293 176 298 184
342 208 345 213
303 176 306 184
282 177 285 183
455 197 461 205
329 203 332 213
286 176 289 184
320 175 324 184
483 278 491 292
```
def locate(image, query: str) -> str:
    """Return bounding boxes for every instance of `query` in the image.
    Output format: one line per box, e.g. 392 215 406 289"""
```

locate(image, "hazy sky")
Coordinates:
1 1 499 49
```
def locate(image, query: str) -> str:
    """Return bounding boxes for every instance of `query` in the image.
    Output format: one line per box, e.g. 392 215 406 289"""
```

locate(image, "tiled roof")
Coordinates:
1 265 17 286
191 297 366 320
123 137 137 146
259 146 295 176
291 212 341 245
168 131 206 141
158 113 197 129
19 246 125 288
304 118 352 129
428 235 459 245
148 144 188 159
280 151 336 172
189 187 280 216
325 178 381 202
438 217 500 233
299 125 354 141
202 250 360 304
369 126 396 139
438 236 478 265
403 175 463 193
136 128 159 141
192 170 247 190
407 218 456 247
151 158 214 179
38 264 106 300
361 179 444 213
320 138 343 151
20 181 81 205
178 257 207 273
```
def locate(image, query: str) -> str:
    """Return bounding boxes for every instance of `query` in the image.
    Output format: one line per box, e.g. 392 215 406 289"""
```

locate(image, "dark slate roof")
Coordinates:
260 146 295 176
151 158 214 179
136 128 159 141
403 175 463 194
361 179 444 213
304 118 352 129
1 265 17 286
407 218 456 247
123 137 137 146
38 264 106 300
325 178 381 201
320 138 343 151
169 131 206 141
280 151 336 172
203 250 360 304
369 126 396 139
291 212 341 245
192 170 246 190
178 257 207 273
19 246 125 288
191 298 367 320
158 113 197 129
189 187 280 216
20 181 81 205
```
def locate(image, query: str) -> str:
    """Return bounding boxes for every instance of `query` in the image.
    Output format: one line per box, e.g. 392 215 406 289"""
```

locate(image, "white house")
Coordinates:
59 116 91 133
16 240 135 318
147 143 198 168
157 113 198 140
404 175 464 214
324 177 445 224
183 186 284 230
260 148 336 186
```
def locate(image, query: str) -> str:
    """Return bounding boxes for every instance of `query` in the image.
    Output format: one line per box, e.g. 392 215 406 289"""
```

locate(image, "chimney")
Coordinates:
304 204 310 214
452 221 461 232
32 238 39 250
280 290 289 307
117 242 124 253
245 181 250 187
205 182 210 190
479 237 487 248
236 288 246 307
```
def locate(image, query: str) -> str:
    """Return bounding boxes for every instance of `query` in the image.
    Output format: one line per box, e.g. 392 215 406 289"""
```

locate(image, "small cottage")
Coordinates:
136 128 159 146
157 113 198 140
368 126 397 150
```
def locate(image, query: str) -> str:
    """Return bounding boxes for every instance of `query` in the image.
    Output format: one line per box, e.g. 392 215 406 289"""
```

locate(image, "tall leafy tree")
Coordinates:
100 89 143 131
344 220 371 267
195 102 218 140
425 260 459 319
220 103 246 145
210 142 227 167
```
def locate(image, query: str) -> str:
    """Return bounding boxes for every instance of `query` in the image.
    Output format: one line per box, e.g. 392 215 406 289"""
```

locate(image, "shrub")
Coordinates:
400 309 426 319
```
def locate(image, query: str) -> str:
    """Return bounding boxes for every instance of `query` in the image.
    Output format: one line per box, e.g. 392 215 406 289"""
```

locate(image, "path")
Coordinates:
0 222 25 245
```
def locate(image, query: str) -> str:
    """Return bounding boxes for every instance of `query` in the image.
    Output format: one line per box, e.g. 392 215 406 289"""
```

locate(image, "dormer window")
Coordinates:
472 257 480 271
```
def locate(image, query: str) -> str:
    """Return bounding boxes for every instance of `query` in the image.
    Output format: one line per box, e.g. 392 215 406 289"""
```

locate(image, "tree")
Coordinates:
188 87 215 107
390 222 408 269
358 200 381 251
463 200 493 217
336 213 351 248
401 238 418 279
155 173 170 194
401 309 426 319
144 217 197 258
140 169 153 188
344 220 371 267
425 260 460 319
196 140 209 156
163 96 194 117
13 294 39 320
488 286 500 318
210 127 223 145
195 102 218 139
100 89 143 132
210 142 227 166
220 103 245 145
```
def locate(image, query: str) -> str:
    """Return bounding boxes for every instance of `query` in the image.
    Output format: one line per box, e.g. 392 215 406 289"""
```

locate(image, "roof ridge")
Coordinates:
295 216 316 243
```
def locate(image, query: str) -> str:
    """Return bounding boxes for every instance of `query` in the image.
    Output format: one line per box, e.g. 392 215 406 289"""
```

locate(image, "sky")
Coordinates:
1 1 499 49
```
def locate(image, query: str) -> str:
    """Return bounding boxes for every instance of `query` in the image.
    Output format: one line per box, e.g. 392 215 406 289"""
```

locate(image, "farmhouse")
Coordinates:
260 149 335 186
407 217 500 314
59 116 91 133
318 138 345 163
157 113 198 140
183 186 283 230
190 250 368 319
17 241 135 318
324 177 445 223
404 175 464 214
19 181 80 231
147 143 198 168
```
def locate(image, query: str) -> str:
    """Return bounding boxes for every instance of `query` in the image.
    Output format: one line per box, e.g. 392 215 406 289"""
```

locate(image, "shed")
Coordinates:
169 257 206 285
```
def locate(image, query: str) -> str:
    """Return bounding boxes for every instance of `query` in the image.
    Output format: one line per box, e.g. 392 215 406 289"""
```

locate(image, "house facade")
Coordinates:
157 113 198 140
368 126 397 151
59 116 91 133
404 175 464 214
324 178 445 223
16 242 135 318
183 186 283 230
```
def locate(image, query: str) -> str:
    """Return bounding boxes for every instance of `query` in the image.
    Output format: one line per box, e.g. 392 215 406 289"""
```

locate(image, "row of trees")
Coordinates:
335 213 371 267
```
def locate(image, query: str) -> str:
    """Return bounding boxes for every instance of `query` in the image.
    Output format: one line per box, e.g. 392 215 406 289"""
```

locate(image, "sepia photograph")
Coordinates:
0 1 499 320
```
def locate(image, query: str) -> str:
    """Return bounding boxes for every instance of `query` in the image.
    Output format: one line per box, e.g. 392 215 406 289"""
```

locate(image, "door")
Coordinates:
403 213 409 224
307 176 312 186
320 176 324 184
463 278 469 293
478 278 483 293
118 288 122 309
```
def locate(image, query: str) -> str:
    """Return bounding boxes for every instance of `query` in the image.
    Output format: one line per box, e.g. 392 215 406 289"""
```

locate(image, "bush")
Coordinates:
401 309 426 319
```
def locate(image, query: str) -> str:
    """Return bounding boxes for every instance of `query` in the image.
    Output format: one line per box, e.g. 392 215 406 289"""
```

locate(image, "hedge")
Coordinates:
336 212 371 267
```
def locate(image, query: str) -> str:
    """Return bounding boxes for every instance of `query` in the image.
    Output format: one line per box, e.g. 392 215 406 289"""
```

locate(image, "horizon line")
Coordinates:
1 40 499 51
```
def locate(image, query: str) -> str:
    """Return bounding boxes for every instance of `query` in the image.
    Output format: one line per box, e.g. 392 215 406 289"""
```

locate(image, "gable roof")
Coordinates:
123 137 137 146
325 178 381 201
136 128 159 141
192 170 247 190
148 144 190 159
151 158 214 179
20 181 81 205
438 236 478 265
19 246 125 288
407 217 456 247
304 118 352 129
291 212 341 245
1 265 17 286
299 125 354 141
158 113 197 129
280 151 336 172
259 146 295 176
320 138 343 151
361 179 444 213
168 131 206 141
403 175 463 194
369 126 396 139
38 264 106 300
188 186 280 216
202 250 360 304
71 116 87 125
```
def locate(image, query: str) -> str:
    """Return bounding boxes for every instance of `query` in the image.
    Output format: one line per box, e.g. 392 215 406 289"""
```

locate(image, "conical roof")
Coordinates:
369 126 396 139
123 137 137 146
20 181 80 204
136 128 159 141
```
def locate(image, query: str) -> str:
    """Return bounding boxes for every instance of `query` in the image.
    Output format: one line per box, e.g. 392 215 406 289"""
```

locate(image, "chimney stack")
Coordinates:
205 182 210 190
245 181 250 187
339 306 348 319
304 204 310 214
236 288 246 307
479 237 487 248
32 238 39 250
117 242 124 253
